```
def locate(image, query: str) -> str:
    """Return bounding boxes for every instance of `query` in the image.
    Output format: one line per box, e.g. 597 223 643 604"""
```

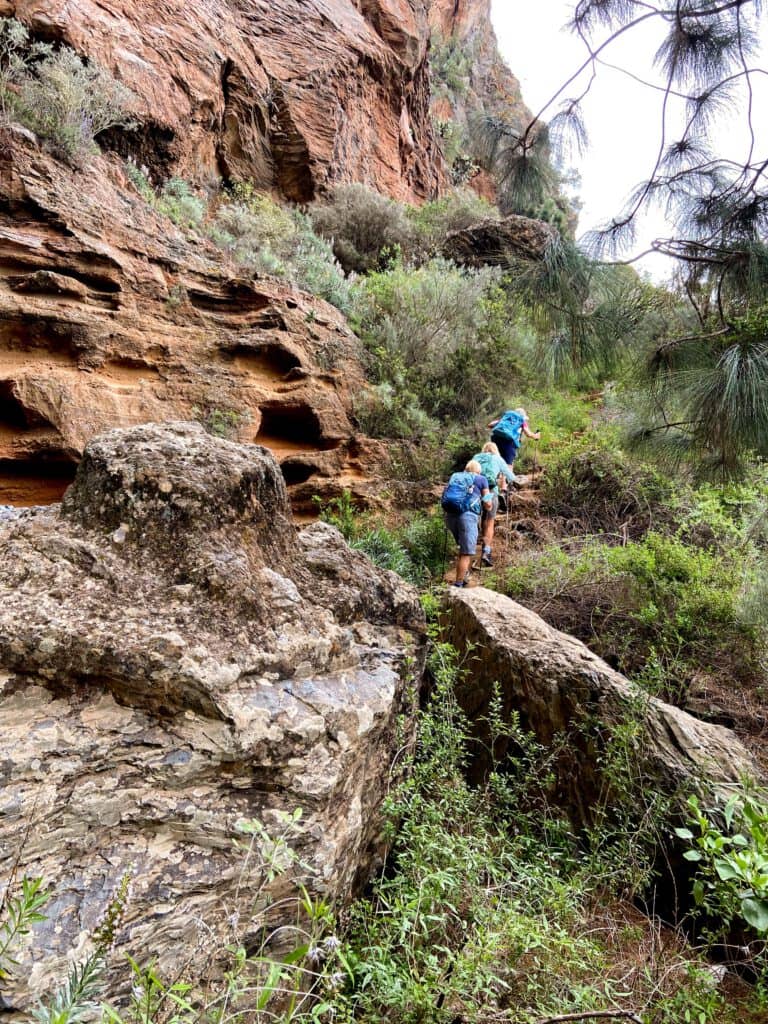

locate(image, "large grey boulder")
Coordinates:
0 422 425 1007
444 588 756 824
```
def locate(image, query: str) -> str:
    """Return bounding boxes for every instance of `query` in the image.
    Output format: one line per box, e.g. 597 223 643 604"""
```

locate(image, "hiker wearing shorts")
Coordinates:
473 441 515 568
441 459 493 588
487 407 540 472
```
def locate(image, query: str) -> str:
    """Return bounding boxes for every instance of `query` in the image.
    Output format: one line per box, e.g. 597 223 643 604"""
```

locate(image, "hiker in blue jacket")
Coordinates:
472 441 515 568
441 459 493 588
487 407 540 472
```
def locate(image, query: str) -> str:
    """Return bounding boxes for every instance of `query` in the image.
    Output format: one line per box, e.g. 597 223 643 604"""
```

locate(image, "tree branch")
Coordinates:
534 1011 643 1024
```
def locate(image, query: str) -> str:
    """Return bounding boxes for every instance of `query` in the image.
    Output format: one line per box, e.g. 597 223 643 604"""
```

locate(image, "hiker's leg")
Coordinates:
495 437 518 474
456 553 472 580
444 513 468 582
455 511 478 581
482 494 499 547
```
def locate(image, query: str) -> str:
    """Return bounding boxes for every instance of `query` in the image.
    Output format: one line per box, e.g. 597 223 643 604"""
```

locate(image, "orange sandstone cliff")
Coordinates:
0 0 534 511
0 0 445 201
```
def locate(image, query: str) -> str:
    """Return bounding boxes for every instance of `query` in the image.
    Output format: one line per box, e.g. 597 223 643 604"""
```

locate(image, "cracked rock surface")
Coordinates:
444 587 756 825
0 421 425 1007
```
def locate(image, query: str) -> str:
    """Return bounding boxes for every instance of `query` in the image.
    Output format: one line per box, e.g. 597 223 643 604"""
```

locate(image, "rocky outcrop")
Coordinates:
442 213 557 267
428 0 532 201
443 588 756 825
0 0 445 202
0 134 377 515
0 422 425 1007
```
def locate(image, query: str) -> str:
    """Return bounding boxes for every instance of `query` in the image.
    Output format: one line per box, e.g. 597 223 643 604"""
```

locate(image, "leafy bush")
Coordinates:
430 33 473 96
408 187 501 253
353 380 438 442
124 173 354 313
676 789 768 957
0 876 50 984
308 183 415 274
209 188 355 313
319 492 447 585
208 187 297 267
504 529 762 703
539 429 676 538
358 257 527 431
156 177 206 229
192 404 248 439
0 19 136 164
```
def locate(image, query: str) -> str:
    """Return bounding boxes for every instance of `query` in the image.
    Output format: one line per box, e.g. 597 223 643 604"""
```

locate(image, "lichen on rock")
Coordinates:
0 421 425 1008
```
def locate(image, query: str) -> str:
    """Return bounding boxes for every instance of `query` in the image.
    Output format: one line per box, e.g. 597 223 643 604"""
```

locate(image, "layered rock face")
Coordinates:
444 588 755 824
0 0 445 202
0 422 425 1006
0 135 375 514
428 0 531 202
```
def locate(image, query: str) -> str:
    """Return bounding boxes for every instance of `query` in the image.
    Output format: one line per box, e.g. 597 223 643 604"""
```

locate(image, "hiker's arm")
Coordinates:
481 486 493 508
522 423 541 440
487 417 500 429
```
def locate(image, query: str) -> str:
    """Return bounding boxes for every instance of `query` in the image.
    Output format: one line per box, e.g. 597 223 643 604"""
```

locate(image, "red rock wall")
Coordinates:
0 134 375 514
427 0 532 205
0 0 446 202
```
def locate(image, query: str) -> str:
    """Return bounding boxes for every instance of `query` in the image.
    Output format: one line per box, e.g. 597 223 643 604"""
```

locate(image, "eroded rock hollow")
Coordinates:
0 136 375 515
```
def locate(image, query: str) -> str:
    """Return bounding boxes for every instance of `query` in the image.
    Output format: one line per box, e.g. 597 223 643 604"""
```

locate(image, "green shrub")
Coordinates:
353 380 438 442
358 257 527 430
208 188 296 263
209 188 355 313
0 17 45 121
318 492 447 585
0 876 50 983
124 159 155 203
430 33 473 96
192 404 247 439
504 530 762 703
539 429 676 538
0 20 136 164
308 183 415 274
156 177 206 229
409 187 501 252
289 211 357 314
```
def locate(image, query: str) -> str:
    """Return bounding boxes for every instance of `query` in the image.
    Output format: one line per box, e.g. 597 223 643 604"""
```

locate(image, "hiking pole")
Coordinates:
505 488 511 561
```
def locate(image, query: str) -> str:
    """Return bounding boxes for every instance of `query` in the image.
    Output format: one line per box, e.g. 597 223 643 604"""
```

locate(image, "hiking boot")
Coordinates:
451 579 468 588
481 552 493 568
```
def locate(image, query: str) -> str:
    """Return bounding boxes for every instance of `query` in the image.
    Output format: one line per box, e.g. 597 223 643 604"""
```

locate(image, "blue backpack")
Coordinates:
491 410 525 443
441 471 477 514
475 452 499 491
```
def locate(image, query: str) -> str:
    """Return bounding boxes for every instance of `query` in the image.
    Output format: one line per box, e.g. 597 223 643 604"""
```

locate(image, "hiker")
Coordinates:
487 407 540 473
473 441 515 568
441 459 493 588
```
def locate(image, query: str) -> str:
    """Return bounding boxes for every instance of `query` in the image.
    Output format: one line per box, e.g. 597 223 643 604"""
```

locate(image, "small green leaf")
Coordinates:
715 861 741 882
683 850 702 862
742 897 768 933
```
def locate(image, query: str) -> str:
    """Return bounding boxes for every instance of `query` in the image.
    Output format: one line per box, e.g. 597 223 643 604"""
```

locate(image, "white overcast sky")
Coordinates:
491 2 768 281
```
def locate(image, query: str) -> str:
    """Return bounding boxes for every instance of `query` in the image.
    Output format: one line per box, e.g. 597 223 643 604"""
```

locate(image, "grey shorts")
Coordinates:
482 493 499 521
444 510 480 555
